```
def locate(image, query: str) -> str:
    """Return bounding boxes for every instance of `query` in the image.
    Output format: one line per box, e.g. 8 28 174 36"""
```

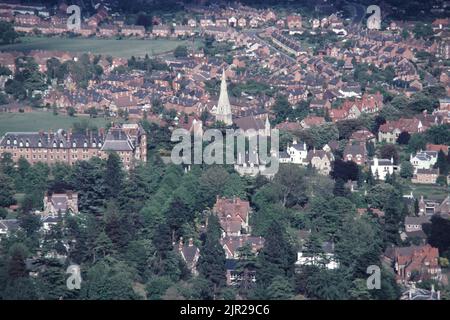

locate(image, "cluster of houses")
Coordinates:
0 190 79 242
2 1 303 39
154 195 265 287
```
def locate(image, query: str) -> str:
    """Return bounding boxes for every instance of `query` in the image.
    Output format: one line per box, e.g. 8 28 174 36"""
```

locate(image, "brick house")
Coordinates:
220 235 264 259
0 124 147 170
14 13 41 25
378 118 426 143
121 25 145 37
98 24 119 37
213 196 251 237
286 15 302 29
411 168 440 184
152 25 171 37
350 129 376 144
384 245 442 284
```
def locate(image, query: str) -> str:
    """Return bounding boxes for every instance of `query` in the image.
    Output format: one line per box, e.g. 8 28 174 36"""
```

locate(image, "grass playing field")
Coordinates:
0 36 199 58
406 183 450 200
0 111 110 136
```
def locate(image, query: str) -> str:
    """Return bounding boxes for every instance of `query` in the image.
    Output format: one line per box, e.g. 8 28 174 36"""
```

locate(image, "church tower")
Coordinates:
215 69 233 126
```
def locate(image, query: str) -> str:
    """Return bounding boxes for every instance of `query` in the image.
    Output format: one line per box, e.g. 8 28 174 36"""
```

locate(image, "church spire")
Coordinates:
215 69 233 126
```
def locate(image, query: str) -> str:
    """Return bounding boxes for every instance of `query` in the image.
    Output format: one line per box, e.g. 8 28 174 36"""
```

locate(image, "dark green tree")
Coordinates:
105 152 124 199
197 214 226 298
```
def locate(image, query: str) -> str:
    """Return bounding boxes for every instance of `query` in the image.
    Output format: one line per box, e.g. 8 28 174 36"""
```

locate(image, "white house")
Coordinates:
285 139 308 164
410 151 438 170
370 156 398 180
228 16 237 27
295 242 339 270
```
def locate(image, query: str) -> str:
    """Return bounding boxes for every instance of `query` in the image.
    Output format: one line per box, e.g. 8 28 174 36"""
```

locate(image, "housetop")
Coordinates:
405 216 430 225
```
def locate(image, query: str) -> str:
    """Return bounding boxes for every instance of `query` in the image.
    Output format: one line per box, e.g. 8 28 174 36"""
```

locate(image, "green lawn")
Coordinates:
0 36 199 58
405 183 450 200
0 111 109 136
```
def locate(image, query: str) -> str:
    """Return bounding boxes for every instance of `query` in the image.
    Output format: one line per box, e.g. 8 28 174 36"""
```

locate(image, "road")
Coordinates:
243 29 297 64
346 1 366 27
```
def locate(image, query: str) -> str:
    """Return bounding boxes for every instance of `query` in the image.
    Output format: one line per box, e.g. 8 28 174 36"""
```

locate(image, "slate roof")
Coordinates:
0 129 104 149
100 129 134 152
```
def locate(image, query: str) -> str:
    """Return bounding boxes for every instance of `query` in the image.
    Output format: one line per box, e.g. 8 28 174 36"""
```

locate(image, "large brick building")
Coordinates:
0 123 147 170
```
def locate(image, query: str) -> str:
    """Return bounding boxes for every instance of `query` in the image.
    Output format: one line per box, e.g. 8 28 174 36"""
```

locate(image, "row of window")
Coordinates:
4 147 93 154
11 153 131 163
13 154 90 160
6 140 102 148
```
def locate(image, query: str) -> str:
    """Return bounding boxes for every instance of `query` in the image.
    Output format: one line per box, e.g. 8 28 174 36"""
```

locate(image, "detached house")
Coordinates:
220 235 264 259
412 168 439 184
350 129 376 144
404 216 430 240
343 142 367 165
370 156 398 180
280 139 308 164
378 118 425 143
306 149 334 175
177 238 200 275
410 150 438 170
213 196 251 237
286 15 302 29
43 191 78 216
295 241 339 270
384 244 442 284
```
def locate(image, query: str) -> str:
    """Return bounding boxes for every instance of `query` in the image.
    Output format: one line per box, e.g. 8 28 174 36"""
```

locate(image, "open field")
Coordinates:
0 36 200 58
406 183 450 200
0 111 109 136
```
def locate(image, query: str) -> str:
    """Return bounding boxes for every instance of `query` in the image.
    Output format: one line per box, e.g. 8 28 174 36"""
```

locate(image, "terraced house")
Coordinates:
0 123 147 170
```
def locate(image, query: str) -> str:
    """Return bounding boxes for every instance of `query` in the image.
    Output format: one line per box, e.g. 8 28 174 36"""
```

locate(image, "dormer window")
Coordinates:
53 142 57 148
6 139 10 145
25 141 29 147
98 142 102 148
92 142 96 148
13 139 17 145
38 141 42 147
83 142 88 148
19 141 23 147
72 142 76 148
60 142 64 148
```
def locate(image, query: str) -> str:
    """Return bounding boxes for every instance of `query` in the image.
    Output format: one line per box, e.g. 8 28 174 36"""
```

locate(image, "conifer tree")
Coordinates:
197 215 226 298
